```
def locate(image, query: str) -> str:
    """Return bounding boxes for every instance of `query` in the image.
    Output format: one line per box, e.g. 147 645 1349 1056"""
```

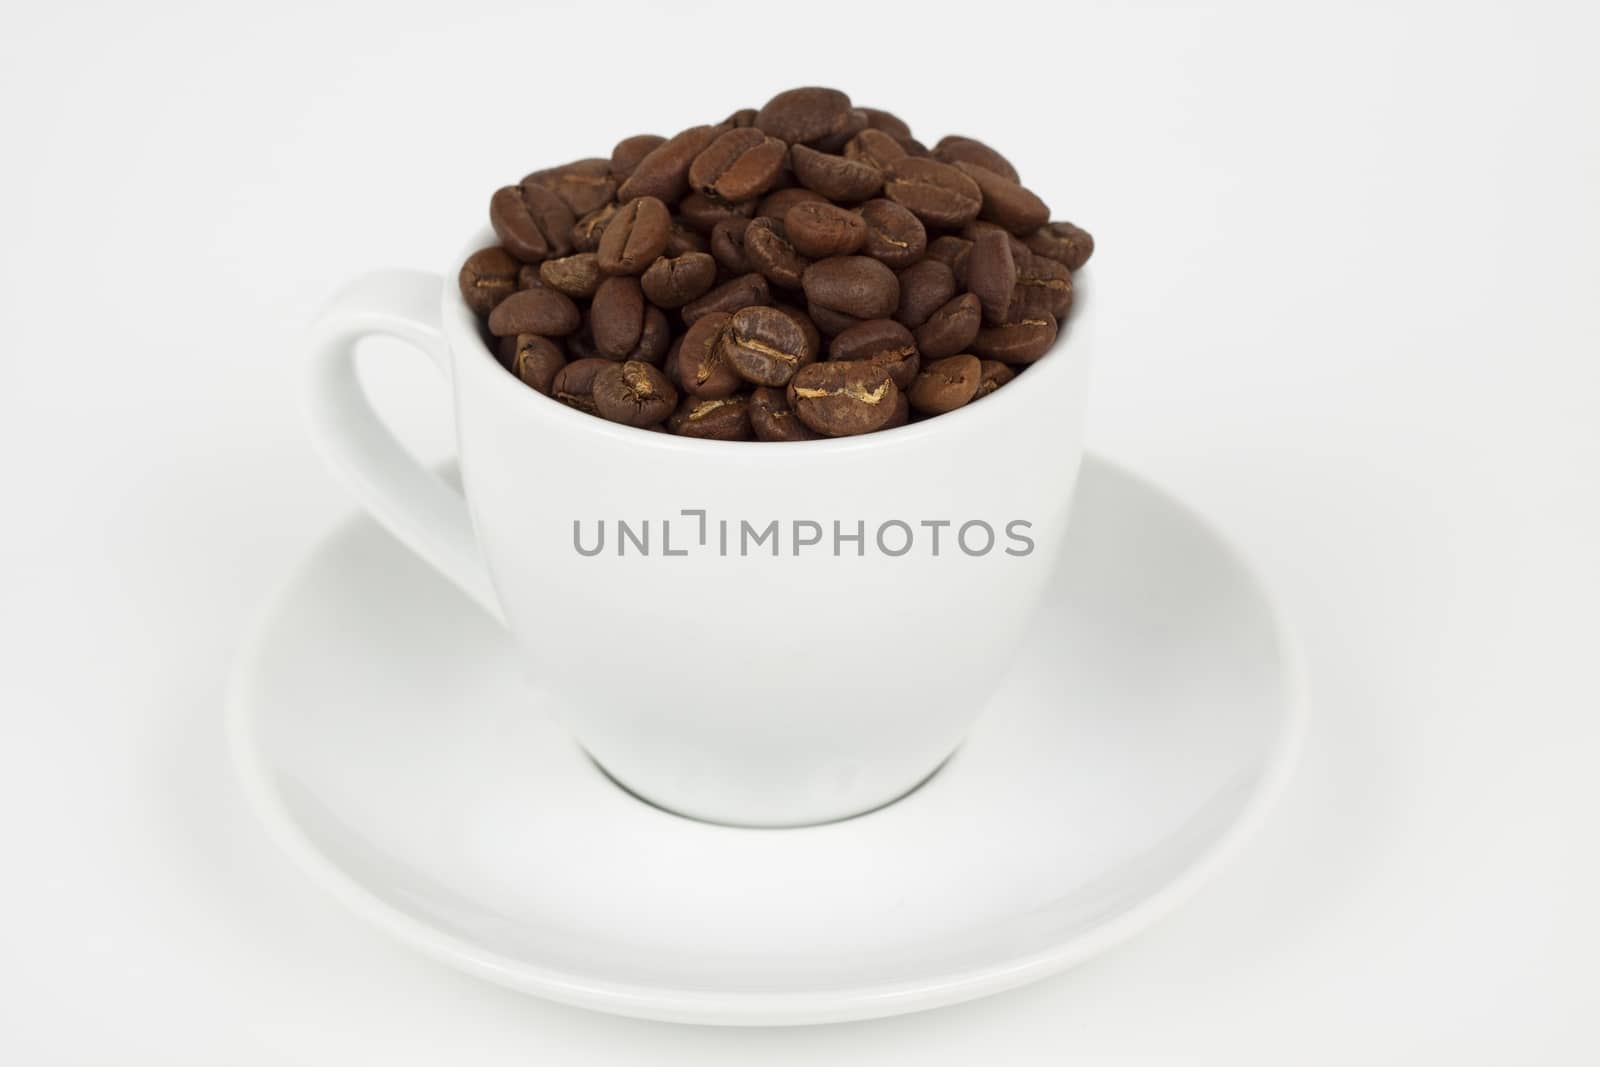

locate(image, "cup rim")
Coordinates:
442 227 1092 455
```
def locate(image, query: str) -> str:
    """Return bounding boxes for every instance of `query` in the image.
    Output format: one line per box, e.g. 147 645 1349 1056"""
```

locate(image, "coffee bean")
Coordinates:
787 361 899 437
806 302 862 337
754 87 854 145
789 144 884 203
590 275 646 358
597 196 671 275
668 394 752 440
487 287 581 337
894 259 956 329
662 337 684 389
801 256 899 320
913 292 981 358
785 201 867 258
681 272 770 325
640 251 716 308
815 107 870 153
617 125 719 204
593 360 678 427
953 162 1050 235
966 228 1017 325
459 246 520 314
665 220 708 256
490 183 577 262
858 198 926 268
517 263 545 290
709 218 756 274
722 305 815 387
538 252 603 298
723 107 758 128
611 134 666 180
552 357 613 415
688 128 788 203
884 389 911 429
972 312 1057 363
523 158 617 217
502 334 565 395
570 203 617 252
932 135 1019 182
925 235 973 286
749 385 819 441
974 359 1015 399
860 108 913 140
677 312 742 398
883 157 983 228
774 302 822 365
895 135 931 156
744 217 811 289
1013 251 1073 319
844 128 908 172
1023 221 1095 271
827 318 920 390
908 354 981 415
678 192 756 234
627 306 672 364
756 186 829 221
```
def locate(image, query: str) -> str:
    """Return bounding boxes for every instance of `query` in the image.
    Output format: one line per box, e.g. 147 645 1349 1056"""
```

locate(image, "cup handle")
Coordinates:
304 269 504 624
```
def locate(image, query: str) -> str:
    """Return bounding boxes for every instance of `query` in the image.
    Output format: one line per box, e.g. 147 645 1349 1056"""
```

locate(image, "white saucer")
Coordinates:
229 455 1307 1026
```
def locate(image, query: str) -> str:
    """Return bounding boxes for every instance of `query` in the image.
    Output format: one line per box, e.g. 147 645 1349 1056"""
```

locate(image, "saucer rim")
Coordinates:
226 453 1310 1027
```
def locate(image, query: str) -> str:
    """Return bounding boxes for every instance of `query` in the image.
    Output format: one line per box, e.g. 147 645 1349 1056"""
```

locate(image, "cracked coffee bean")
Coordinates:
722 305 815 387
785 201 867 258
597 196 671 275
908 354 982 415
749 385 819 441
787 361 899 437
669 395 752 440
459 246 521 314
503 334 565 395
1024 221 1095 271
827 318 920 390
883 157 982 228
972 313 1058 364
593 360 678 427
913 292 981 358
490 183 576 262
640 251 717 308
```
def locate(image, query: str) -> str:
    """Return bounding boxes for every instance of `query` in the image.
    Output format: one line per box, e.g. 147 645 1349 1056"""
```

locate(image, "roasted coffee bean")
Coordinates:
815 107 870 153
749 385 819 441
844 128 908 172
668 395 751 440
611 134 666 180
677 312 742 398
754 87 854 146
806 302 862 336
774 302 823 365
723 107 758 128
570 203 618 252
859 198 926 268
908 354 981 415
597 196 671 275
894 259 956 329
523 159 617 217
662 337 684 389
678 192 757 234
626 305 672 365
1023 221 1095 271
539 252 603 298
640 251 717 308
503 334 565 395
689 128 788 203
681 272 770 324
744 217 811 289
1013 251 1073 319
931 135 1019 182
785 201 867 258
962 219 1031 260
756 186 829 221
884 389 911 429
665 220 708 256
459 246 520 314
924 235 973 284
552 357 612 415
787 362 898 437
789 144 883 203
966 229 1017 325
895 135 931 156
487 287 581 337
883 157 982 228
974 359 1014 399
861 108 913 139
709 217 756 274
913 292 981 358
593 360 678 427
721 305 815 387
617 125 719 204
490 183 576 262
517 263 545 290
972 312 1057 363
828 318 920 390
801 256 899 320
953 162 1050 235
590 275 646 358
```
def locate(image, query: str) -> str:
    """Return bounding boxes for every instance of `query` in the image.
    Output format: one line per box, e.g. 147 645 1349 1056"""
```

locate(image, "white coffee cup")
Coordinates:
304 229 1092 826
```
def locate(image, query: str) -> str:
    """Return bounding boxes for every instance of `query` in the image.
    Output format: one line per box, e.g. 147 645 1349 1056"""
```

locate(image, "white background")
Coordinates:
1 0 1595 1062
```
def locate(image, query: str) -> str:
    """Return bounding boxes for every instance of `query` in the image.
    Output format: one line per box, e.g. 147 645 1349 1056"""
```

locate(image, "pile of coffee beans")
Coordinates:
459 87 1093 440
